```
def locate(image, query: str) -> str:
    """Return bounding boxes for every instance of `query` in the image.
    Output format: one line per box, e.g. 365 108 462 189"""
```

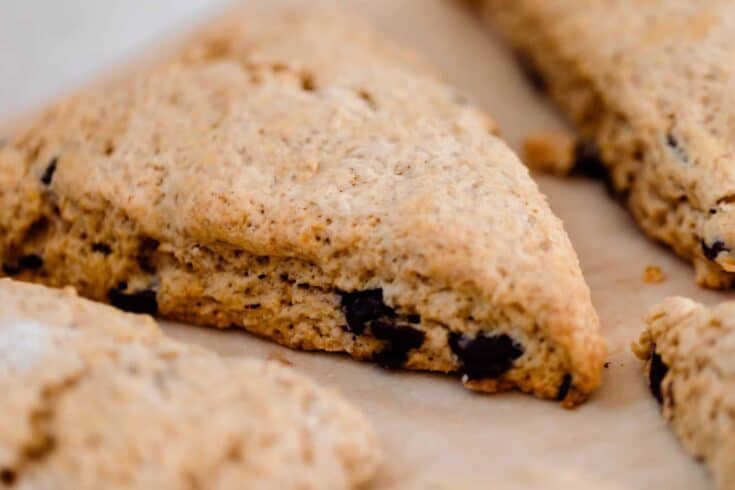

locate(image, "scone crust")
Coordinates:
0 6 604 404
477 0 735 288
634 297 735 490
0 279 381 490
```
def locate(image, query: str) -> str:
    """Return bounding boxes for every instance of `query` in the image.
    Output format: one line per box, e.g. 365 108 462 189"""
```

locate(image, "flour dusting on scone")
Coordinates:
474 0 735 288
0 279 381 490
0 6 604 405
633 297 735 489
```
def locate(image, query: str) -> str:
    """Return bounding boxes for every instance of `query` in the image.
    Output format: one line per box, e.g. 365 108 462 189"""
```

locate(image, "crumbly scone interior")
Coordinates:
633 297 735 489
0 7 604 405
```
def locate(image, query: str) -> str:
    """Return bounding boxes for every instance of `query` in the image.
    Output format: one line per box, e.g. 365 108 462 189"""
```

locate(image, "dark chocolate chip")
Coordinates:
108 286 158 315
17 254 43 270
339 289 395 335
571 140 606 179
136 237 159 274
0 468 15 485
701 240 730 261
709 208 718 215
604 362 610 369
570 139 624 198
649 349 669 405
91 242 112 255
556 373 572 401
370 320 425 369
666 133 689 163
2 254 43 275
449 332 523 379
514 52 547 92
41 157 58 185
407 314 421 324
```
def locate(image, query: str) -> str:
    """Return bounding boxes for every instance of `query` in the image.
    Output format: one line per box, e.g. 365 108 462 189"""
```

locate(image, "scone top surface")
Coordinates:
0 279 381 490
0 7 603 403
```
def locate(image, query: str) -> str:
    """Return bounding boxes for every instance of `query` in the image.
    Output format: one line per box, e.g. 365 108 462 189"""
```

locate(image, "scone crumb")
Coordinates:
643 265 666 284
522 131 577 175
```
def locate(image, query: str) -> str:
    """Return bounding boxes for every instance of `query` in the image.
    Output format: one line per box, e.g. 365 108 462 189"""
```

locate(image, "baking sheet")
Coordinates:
2 1 724 488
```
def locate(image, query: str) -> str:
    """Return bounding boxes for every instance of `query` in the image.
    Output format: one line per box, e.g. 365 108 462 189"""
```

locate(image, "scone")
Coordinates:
0 278 381 490
473 0 735 288
0 6 605 405
633 297 735 490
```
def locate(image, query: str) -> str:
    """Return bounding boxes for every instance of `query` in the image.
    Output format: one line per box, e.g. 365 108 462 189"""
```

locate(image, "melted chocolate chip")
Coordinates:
514 52 547 92
571 140 606 178
570 140 622 198
339 289 395 335
91 242 112 254
370 320 425 369
649 349 669 404
0 468 15 485
701 240 730 261
449 333 523 379
41 157 58 185
666 133 689 163
108 284 158 315
2 254 43 275
556 373 572 401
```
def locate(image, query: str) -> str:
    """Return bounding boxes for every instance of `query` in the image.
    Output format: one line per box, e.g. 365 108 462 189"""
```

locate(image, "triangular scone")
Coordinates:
634 298 735 490
0 279 381 489
0 7 604 405
473 1 735 288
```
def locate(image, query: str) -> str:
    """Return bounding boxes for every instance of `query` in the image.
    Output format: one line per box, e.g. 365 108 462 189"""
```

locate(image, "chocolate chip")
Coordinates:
339 289 395 335
556 373 572 401
108 284 158 315
41 157 58 185
571 140 606 178
666 133 689 163
701 240 730 261
570 139 623 198
514 52 547 92
2 254 43 275
649 349 669 404
370 320 425 369
0 468 15 485
407 314 421 324
91 242 112 254
449 332 523 379
604 362 610 369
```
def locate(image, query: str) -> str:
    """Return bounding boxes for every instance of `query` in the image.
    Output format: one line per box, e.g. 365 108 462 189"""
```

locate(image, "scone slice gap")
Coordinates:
0 279 381 490
0 6 604 405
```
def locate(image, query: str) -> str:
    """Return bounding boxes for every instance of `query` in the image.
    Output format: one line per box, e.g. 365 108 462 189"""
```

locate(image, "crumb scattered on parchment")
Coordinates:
267 352 294 366
522 131 577 175
643 265 666 284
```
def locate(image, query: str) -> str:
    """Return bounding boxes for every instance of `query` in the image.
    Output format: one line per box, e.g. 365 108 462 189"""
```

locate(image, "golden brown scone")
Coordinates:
634 297 735 490
0 6 604 405
0 279 381 490
474 0 735 288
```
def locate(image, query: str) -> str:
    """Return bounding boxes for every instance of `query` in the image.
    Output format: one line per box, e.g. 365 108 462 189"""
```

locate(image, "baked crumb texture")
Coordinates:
634 297 735 490
642 265 666 284
477 0 735 288
0 6 604 405
0 279 382 490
